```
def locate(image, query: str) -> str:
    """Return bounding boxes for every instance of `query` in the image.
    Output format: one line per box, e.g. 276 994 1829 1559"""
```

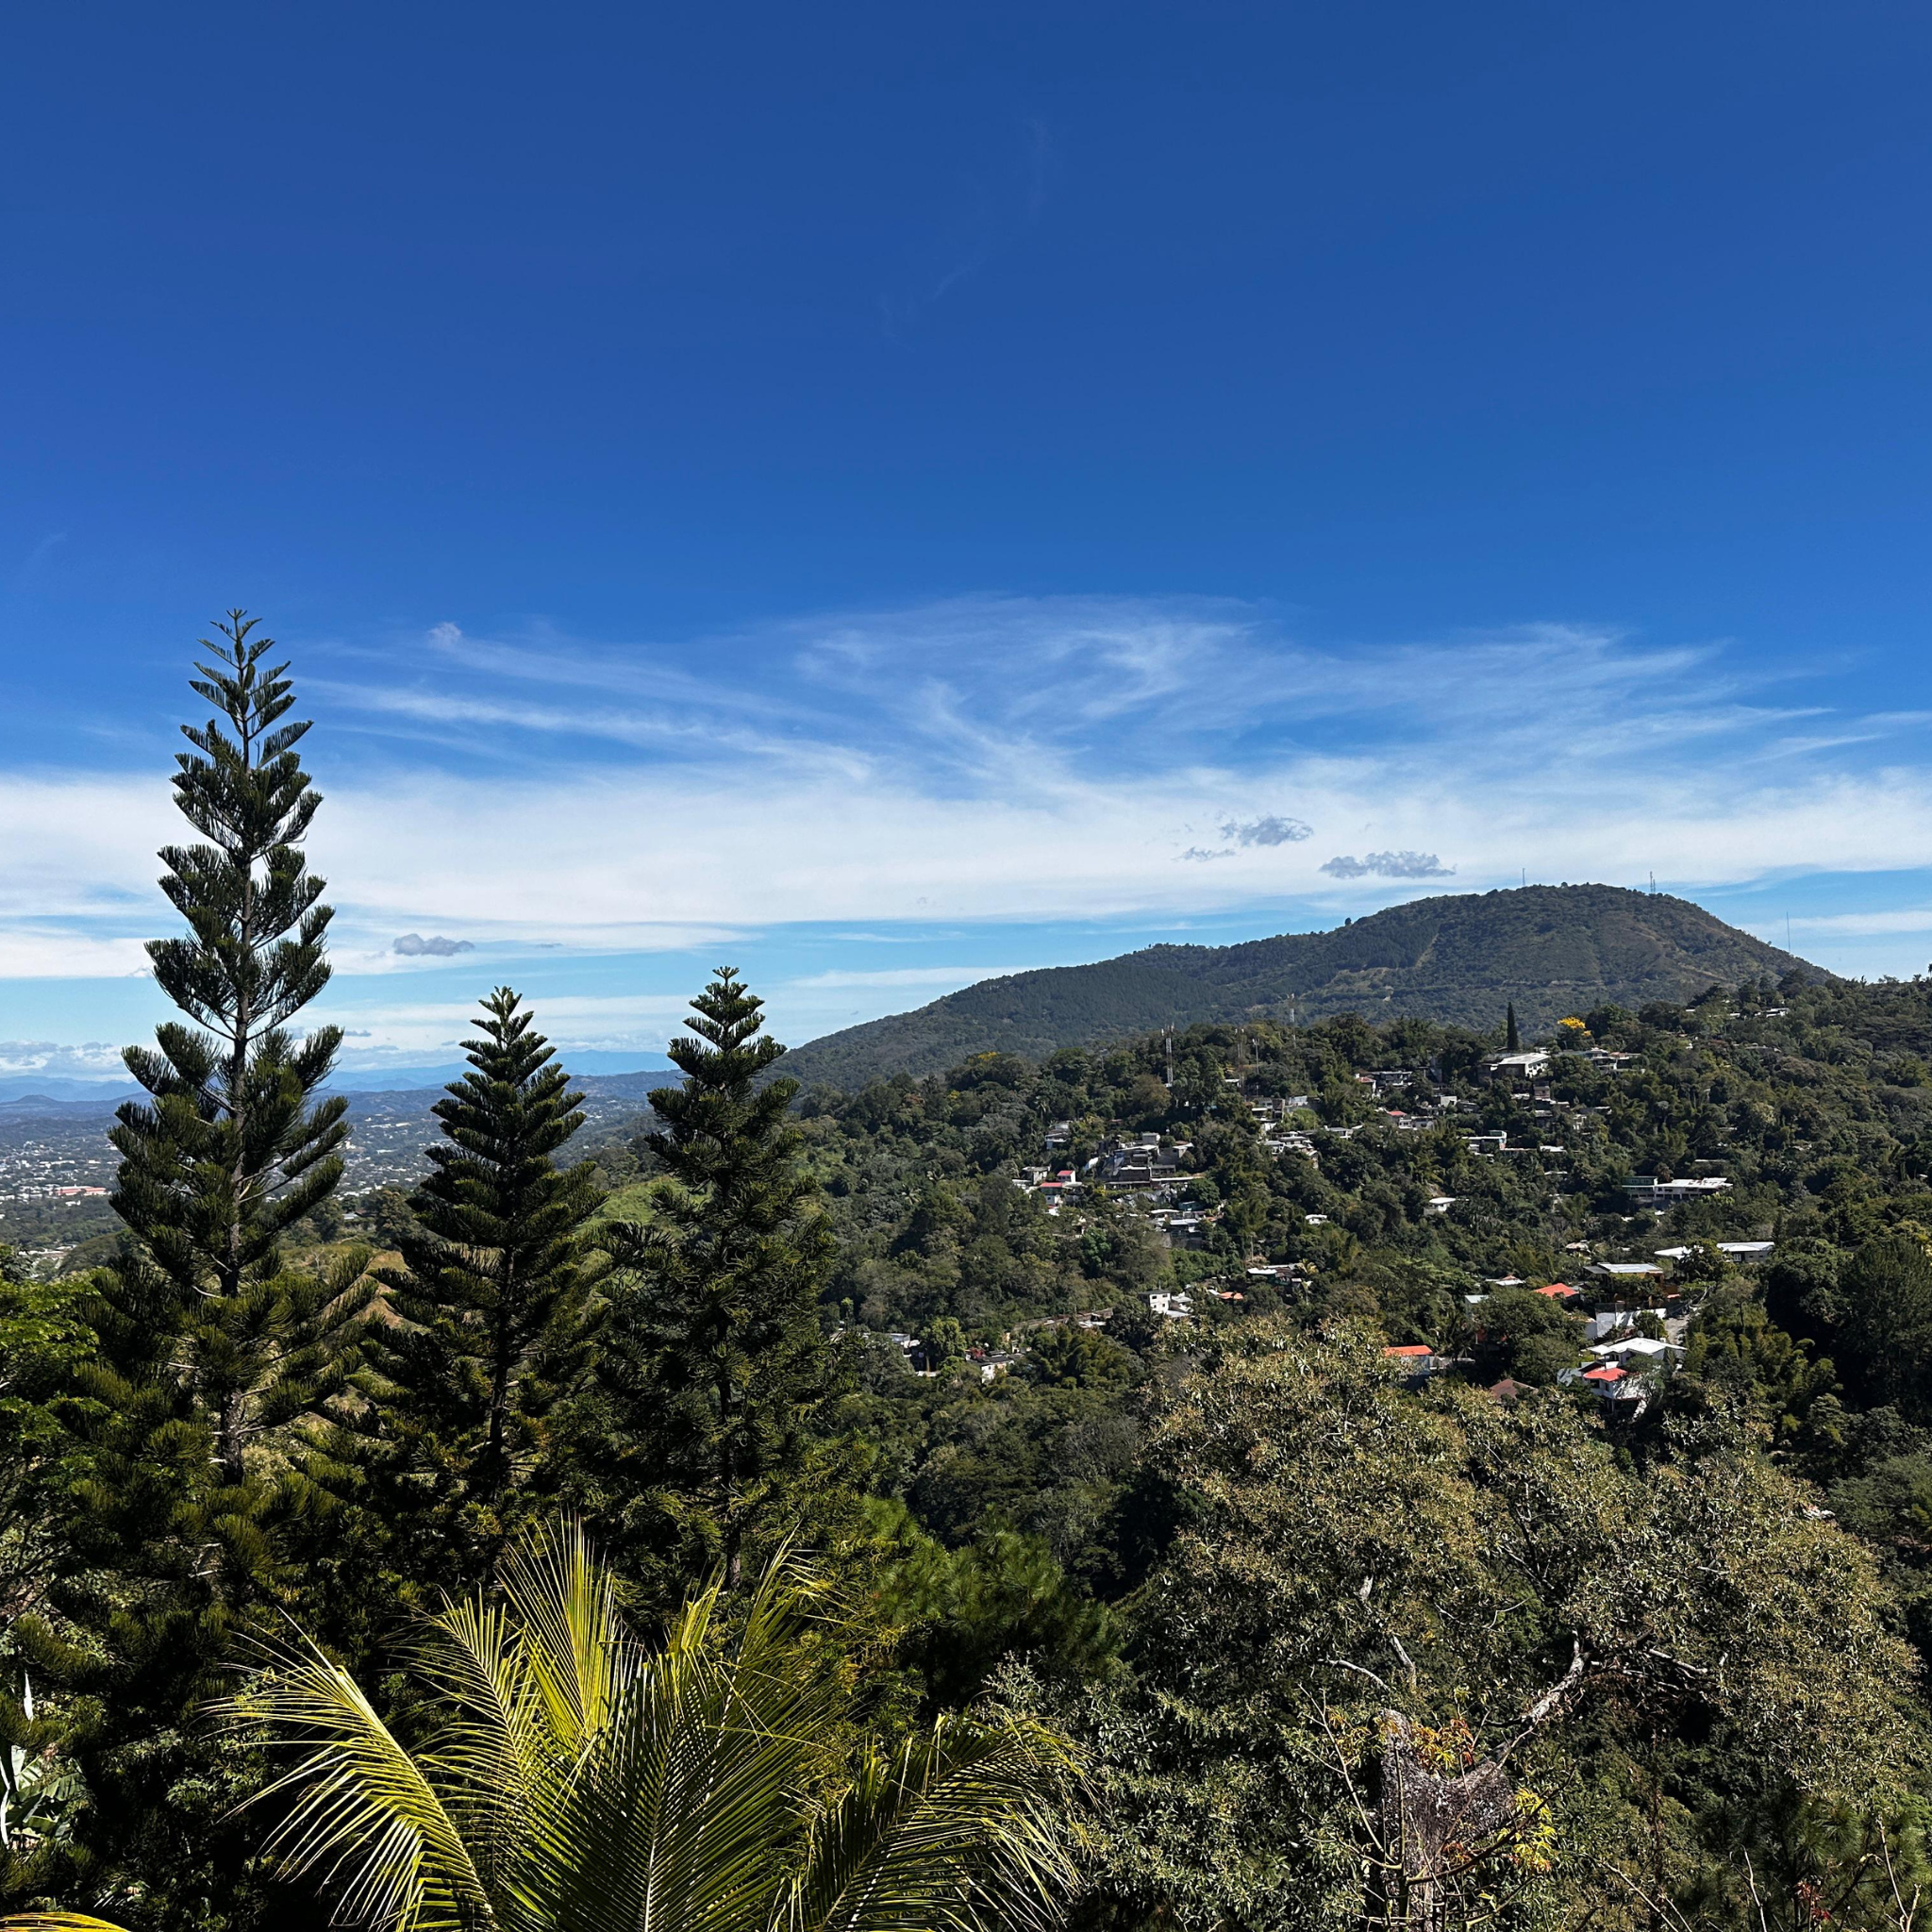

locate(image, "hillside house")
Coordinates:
1624 1174 1730 1209
1383 1342 1441 1385
1654 1240 1774 1263
1101 1135 1186 1187
969 1348 1024 1383
1588 1337 1682 1367
1584 1307 1668 1342
1484 1050 1551 1081
1574 1363 1654 1420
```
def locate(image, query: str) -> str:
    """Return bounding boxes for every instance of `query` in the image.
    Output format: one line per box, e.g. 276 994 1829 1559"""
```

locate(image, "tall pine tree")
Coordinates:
336 988 603 1590
583 968 832 1589
20 612 371 1925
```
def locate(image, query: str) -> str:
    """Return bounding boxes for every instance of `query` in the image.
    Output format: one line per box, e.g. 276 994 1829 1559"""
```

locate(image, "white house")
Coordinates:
1486 1050 1552 1080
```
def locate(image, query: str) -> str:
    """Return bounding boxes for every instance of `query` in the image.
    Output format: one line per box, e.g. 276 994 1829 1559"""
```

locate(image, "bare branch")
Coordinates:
1389 1635 1420 1691
1496 1639 1588 1768
1322 1657 1394 1694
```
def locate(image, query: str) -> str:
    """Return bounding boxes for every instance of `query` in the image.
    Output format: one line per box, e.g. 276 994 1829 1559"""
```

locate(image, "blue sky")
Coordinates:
6 2 1932 1080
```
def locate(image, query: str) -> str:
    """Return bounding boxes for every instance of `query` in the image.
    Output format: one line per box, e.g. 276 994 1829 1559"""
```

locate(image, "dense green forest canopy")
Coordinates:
780 883 1822 1088
555 966 1932 1932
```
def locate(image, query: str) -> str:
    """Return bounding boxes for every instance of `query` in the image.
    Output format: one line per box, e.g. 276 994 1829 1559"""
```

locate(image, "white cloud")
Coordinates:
10 597 1932 984
323 990 698 1060
784 965 1038 990
1784 908 1932 937
0 1039 130 1077
0 929 153 976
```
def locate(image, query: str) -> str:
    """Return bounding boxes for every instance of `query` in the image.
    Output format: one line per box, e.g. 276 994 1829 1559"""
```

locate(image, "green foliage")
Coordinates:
213 1521 1075 1932
1061 1325 1917 1932
1834 1232 1932 1419
580 970 834 1589
0 1257 94 1906
1474 1284 1581 1383
0 1257 92 1628
871 1501 1120 1710
1678 1289 1840 1454
335 989 605 1591
16 615 368 1925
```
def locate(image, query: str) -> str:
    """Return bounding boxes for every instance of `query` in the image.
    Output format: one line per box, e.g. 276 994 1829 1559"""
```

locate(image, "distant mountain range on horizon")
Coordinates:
0 1052 676 1110
777 884 1825 1091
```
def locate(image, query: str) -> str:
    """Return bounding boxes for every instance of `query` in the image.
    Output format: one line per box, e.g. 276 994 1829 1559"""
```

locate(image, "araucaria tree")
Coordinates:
20 613 371 1920
589 969 832 1589
344 988 603 1586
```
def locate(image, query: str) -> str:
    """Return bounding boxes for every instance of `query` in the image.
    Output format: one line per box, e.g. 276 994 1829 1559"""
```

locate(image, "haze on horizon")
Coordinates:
6 3 1932 1083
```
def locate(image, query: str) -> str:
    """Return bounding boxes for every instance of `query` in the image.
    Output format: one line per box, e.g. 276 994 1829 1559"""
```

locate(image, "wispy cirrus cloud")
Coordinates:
9 594 1932 1010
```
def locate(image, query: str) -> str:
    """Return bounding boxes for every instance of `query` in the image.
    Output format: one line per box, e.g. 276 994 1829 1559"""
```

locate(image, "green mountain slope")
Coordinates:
781 885 1824 1089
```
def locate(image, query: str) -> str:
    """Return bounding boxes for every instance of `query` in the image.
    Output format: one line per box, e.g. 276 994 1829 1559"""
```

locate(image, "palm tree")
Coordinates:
12 1523 1075 1932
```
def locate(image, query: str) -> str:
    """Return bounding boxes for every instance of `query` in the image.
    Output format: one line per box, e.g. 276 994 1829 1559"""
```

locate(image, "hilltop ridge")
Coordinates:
780 885 1824 1089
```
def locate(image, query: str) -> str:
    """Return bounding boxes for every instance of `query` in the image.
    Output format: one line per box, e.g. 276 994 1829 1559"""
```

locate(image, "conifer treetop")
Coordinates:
647 968 801 1206
423 985 591 1199
664 967 788 1084
143 609 339 1076
113 608 350 1314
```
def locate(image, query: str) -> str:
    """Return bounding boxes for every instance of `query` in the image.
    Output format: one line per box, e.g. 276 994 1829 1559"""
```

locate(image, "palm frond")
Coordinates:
527 1555 839 1932
200 1527 1074 1932
213 1637 497 1932
497 1518 636 1756
0 1917 138 1932
782 1713 1078 1932
413 1592 552 1897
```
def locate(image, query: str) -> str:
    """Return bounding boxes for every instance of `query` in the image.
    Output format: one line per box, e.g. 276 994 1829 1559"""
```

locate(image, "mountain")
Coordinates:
0 1089 140 1117
779 885 1824 1090
0 1076 142 1106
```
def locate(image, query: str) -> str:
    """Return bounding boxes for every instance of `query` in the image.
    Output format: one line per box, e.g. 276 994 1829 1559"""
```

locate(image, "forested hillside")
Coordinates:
8 627 1932 1932
532 965 1932 1932
781 884 1819 1088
